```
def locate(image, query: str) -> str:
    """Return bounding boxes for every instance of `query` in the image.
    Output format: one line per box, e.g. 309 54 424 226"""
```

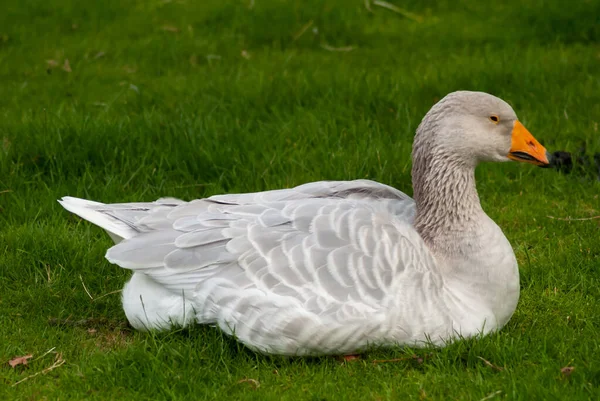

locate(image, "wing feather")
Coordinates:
95 180 443 354
163 243 233 271
174 229 227 248
105 230 179 268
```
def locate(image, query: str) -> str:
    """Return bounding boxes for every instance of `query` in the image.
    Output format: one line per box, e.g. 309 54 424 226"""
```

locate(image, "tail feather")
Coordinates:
59 196 139 243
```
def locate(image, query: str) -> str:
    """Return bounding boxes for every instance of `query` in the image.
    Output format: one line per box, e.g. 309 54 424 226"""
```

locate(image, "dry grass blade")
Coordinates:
62 59 72 72
161 25 179 33
321 43 355 52
32 347 56 363
79 274 94 300
372 357 411 363
364 0 373 12
237 378 260 389
372 354 425 364
293 20 314 41
479 390 502 401
547 215 600 221
92 289 123 301
372 1 423 22
45 264 51 282
12 353 65 386
477 356 504 371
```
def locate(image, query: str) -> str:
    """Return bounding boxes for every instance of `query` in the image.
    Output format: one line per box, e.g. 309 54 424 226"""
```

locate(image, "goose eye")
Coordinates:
489 115 500 124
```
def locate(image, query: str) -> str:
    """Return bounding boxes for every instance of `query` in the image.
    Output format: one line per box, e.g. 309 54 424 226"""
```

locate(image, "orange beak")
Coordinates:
507 121 550 167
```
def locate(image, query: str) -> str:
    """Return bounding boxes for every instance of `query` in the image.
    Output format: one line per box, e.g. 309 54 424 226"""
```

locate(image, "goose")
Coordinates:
59 91 551 355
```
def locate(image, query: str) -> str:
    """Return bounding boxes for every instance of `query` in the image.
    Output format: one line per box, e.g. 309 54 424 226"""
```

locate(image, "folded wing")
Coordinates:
76 180 441 354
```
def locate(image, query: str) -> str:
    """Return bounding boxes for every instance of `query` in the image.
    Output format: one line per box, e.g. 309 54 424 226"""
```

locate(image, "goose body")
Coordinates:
60 91 550 355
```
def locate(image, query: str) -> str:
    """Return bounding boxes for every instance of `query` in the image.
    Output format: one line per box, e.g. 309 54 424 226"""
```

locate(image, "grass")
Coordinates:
1 0 599 399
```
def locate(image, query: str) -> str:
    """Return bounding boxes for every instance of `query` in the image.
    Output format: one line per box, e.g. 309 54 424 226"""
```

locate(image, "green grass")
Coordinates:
1 0 599 399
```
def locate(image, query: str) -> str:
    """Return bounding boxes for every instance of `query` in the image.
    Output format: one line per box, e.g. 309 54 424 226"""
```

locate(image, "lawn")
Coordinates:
1 0 599 399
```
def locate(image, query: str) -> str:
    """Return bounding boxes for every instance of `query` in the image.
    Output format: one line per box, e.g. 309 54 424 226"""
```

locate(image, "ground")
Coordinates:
1 0 599 399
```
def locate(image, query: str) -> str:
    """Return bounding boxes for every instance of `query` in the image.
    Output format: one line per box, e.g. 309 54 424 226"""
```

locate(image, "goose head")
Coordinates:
411 91 552 246
413 91 551 168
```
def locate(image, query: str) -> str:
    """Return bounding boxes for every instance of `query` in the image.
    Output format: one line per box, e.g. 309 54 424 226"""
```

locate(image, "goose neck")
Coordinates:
411 150 485 250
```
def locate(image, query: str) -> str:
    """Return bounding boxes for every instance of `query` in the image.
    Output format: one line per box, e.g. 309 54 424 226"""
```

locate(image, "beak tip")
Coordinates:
509 121 550 168
539 151 552 168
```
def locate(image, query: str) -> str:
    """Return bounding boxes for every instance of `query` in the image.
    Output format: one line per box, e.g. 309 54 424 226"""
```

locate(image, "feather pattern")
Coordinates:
59 91 543 355
63 180 447 354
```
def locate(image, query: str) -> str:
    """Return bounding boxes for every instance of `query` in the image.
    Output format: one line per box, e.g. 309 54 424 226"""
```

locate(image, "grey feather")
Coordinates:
106 230 179 268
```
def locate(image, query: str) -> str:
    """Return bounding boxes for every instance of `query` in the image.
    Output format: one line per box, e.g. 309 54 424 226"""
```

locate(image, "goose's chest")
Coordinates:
441 223 520 333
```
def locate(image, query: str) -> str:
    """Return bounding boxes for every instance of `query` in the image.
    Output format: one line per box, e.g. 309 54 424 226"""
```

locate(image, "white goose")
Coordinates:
60 91 550 355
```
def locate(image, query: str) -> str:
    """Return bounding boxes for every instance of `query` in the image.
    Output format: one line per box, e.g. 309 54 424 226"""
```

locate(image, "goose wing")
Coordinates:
100 180 441 354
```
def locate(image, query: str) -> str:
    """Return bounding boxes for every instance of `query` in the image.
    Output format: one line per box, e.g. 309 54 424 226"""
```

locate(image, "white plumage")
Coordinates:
59 91 551 355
